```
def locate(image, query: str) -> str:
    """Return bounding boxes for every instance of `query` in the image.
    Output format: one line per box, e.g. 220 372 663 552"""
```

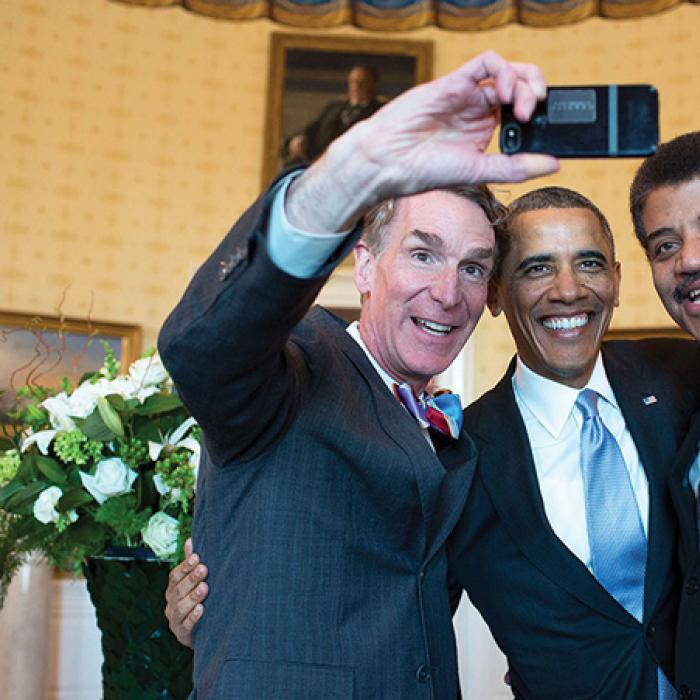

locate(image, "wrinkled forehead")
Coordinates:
389 191 496 248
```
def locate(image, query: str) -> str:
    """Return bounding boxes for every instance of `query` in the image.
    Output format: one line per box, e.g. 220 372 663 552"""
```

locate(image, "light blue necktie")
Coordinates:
577 389 674 699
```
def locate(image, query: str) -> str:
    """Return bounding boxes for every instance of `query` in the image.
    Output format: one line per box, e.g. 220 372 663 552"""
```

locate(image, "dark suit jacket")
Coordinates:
159 185 477 699
449 340 700 700
289 98 383 163
670 407 700 699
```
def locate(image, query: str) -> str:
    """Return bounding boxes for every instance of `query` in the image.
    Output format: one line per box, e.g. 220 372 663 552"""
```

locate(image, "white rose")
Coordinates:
41 394 77 431
66 382 104 418
33 486 63 524
142 512 180 559
79 457 138 504
129 356 168 388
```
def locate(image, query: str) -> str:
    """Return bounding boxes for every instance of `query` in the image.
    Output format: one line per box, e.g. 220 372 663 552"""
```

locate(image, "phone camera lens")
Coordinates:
502 123 521 154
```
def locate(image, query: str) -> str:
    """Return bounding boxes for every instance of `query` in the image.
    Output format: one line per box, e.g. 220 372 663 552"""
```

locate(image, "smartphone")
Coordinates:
499 85 658 158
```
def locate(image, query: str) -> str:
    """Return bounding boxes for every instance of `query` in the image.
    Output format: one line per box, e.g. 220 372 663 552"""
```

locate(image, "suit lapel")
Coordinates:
603 345 679 619
424 429 478 564
468 362 632 625
671 410 700 560
321 309 457 559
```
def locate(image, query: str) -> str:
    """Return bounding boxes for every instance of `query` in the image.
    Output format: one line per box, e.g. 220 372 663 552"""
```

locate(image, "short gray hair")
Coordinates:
360 185 506 258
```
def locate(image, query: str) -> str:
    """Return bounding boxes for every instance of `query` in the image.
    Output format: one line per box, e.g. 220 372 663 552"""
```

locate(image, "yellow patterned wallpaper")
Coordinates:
1 0 698 396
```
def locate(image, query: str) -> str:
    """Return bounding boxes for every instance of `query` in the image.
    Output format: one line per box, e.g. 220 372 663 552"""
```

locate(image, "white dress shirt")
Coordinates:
512 354 649 572
347 321 434 449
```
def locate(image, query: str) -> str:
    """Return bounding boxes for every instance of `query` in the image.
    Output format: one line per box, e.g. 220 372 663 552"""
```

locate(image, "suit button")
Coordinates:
646 624 656 638
678 684 692 699
686 578 699 595
416 665 431 683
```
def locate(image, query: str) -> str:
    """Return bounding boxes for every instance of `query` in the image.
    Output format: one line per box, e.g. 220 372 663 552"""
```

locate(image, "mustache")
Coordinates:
672 271 700 303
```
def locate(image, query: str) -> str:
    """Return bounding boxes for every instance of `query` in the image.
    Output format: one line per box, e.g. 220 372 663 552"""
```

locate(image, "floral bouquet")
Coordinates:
0 346 199 605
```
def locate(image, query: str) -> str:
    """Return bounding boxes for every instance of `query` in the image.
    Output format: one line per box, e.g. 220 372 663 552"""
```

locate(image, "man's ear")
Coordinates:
612 260 621 308
353 241 375 295
487 279 502 317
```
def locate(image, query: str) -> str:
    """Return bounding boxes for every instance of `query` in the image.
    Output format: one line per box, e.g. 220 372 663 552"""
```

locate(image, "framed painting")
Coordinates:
262 33 433 187
0 311 142 422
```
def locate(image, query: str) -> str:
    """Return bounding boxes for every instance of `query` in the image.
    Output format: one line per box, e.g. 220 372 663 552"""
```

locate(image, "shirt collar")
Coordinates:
512 352 618 439
346 321 399 394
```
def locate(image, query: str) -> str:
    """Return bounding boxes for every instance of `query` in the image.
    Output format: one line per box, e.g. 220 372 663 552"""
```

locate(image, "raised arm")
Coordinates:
285 51 558 233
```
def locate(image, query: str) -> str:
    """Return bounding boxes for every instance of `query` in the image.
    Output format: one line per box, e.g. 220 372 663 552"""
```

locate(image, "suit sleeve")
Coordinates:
158 177 359 467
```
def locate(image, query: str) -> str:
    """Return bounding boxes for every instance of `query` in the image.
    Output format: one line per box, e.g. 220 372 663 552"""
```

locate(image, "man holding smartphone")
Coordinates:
159 51 557 699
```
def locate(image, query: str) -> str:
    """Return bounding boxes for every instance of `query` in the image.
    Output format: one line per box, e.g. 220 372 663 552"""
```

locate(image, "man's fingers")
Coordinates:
168 552 199 588
174 564 208 601
510 76 542 123
479 152 559 183
464 50 515 93
510 61 547 101
184 537 194 560
167 561 206 605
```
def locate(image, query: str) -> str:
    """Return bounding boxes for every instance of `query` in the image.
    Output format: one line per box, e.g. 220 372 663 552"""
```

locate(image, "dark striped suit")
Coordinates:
159 186 476 699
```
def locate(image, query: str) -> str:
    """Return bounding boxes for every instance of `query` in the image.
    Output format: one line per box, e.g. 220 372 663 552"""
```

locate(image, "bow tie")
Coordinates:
393 382 463 439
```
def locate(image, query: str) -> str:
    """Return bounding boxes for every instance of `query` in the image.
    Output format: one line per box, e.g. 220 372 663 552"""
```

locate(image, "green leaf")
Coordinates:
0 481 25 508
132 416 162 443
106 395 128 412
35 455 68 486
58 488 93 511
132 394 182 416
16 453 39 484
75 411 118 442
78 371 99 385
4 481 49 511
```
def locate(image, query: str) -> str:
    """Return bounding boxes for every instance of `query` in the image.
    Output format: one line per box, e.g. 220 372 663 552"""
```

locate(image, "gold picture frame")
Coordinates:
0 311 142 420
605 326 692 341
262 33 433 188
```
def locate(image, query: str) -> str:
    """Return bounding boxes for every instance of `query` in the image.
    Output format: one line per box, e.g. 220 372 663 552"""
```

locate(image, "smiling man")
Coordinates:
159 52 558 699
630 131 700 699
448 186 700 699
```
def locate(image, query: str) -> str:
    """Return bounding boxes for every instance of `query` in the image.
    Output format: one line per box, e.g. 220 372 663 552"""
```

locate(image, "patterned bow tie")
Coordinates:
393 382 463 439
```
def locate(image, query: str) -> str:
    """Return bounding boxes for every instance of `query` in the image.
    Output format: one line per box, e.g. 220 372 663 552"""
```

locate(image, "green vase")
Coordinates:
82 549 193 700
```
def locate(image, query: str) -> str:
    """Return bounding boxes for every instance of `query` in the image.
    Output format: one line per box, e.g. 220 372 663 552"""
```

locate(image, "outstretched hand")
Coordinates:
287 50 559 232
164 538 208 649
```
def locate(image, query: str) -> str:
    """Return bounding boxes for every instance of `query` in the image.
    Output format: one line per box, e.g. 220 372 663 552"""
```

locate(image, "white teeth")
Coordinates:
689 289 700 302
542 314 589 331
415 318 453 335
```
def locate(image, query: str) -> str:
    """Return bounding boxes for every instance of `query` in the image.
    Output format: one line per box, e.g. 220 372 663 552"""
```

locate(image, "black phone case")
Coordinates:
499 85 658 158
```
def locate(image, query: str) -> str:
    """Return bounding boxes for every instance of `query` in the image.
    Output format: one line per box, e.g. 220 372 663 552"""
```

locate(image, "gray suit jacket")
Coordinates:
449 340 700 700
159 186 477 699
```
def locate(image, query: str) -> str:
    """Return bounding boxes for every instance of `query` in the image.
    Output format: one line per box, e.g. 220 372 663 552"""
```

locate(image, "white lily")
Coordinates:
21 429 58 455
148 417 198 461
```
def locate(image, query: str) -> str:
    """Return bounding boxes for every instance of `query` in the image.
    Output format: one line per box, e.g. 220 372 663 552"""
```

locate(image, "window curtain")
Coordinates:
111 0 697 30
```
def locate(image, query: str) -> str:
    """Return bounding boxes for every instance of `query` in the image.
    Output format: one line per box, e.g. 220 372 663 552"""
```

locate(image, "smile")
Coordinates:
541 313 590 331
413 317 455 336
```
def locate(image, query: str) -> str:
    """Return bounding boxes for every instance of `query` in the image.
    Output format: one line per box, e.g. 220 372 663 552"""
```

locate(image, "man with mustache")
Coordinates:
629 131 700 700
159 51 557 699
